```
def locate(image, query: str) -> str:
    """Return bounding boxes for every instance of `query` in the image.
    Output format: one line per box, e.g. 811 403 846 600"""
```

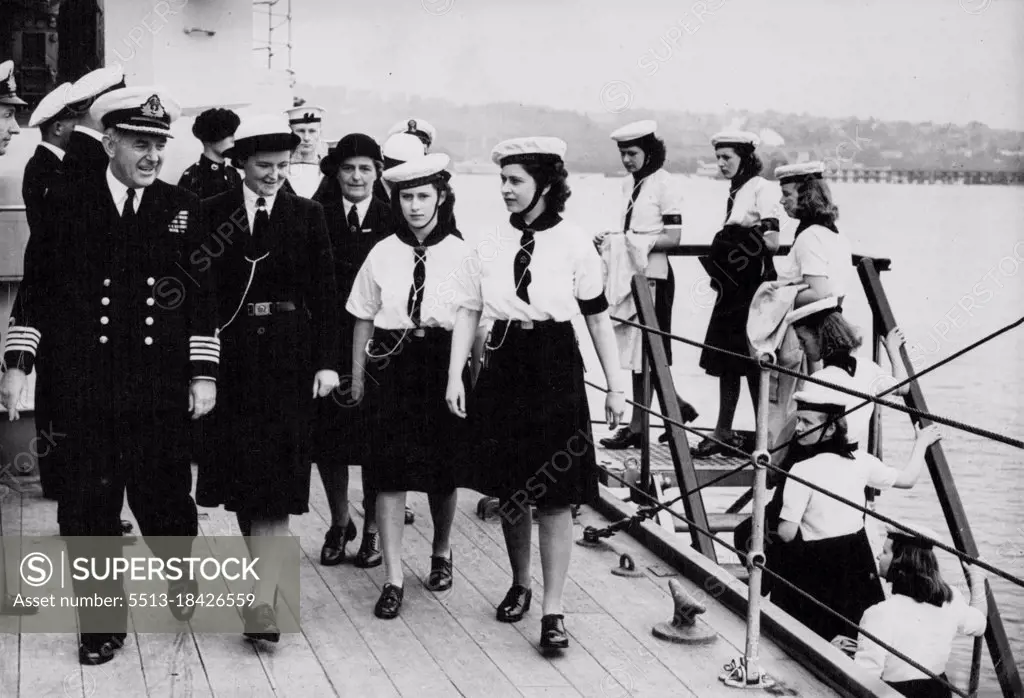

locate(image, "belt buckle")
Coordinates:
412 328 426 338
521 320 534 330
249 302 271 317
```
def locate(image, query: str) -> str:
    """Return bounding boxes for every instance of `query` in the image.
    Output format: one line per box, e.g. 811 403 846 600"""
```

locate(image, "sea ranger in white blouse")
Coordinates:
775 382 941 643
347 153 476 620
446 137 627 650
598 120 698 449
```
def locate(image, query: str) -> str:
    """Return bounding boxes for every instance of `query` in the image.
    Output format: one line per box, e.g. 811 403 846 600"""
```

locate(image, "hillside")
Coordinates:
297 84 1024 177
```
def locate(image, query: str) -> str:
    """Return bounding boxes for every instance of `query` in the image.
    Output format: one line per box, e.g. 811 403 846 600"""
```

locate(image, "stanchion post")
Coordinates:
640 330 652 496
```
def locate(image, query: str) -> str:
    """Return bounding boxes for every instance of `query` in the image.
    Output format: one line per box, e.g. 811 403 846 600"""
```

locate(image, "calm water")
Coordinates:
450 174 1023 696
0 154 1020 692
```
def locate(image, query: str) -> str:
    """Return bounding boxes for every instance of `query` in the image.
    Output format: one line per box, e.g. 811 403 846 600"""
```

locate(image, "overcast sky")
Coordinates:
283 0 1024 130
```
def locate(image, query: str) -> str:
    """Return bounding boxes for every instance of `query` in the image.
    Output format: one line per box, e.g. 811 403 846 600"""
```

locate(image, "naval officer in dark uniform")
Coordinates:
0 86 219 665
196 114 339 644
61 65 127 182
177 107 241 199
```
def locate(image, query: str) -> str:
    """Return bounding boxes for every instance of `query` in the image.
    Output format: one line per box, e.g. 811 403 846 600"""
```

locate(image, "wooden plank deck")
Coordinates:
0 466 839 698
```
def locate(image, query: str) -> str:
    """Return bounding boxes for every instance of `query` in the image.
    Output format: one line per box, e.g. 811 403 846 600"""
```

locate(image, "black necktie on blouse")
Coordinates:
407 246 427 326
623 176 645 232
514 230 535 303
347 204 360 233
249 196 269 258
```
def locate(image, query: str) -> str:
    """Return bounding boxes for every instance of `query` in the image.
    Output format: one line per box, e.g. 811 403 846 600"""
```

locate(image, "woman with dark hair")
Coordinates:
347 153 475 619
773 381 941 643
447 137 627 649
693 131 781 458
855 526 988 697
597 120 698 449
310 133 392 568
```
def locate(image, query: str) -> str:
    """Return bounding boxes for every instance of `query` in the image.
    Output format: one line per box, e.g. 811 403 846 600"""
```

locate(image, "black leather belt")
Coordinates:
247 301 296 317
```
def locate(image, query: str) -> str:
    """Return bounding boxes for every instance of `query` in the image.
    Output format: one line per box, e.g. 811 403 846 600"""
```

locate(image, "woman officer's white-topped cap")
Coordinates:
490 137 567 167
382 132 426 168
610 120 657 144
224 113 301 159
775 161 825 184
711 130 760 149
383 152 451 190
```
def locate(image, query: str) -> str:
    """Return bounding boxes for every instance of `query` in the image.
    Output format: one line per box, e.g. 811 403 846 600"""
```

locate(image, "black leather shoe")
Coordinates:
540 614 569 649
496 584 532 623
692 433 744 459
599 427 641 450
374 583 404 619
405 506 415 525
168 578 199 621
120 519 134 535
424 552 453 592
79 633 126 666
320 519 358 566
242 603 280 643
659 401 699 442
354 529 382 568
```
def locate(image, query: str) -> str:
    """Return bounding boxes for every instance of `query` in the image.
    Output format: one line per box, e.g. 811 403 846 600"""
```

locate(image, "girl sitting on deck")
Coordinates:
855 525 988 698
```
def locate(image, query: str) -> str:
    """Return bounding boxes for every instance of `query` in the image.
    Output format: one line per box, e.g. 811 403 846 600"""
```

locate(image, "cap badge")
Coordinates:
407 119 417 132
141 94 165 119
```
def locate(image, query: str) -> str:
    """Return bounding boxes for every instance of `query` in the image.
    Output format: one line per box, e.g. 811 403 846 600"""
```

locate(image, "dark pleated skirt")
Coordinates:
363 327 461 494
889 675 952 698
653 269 675 365
459 321 598 512
771 527 885 643
311 311 368 466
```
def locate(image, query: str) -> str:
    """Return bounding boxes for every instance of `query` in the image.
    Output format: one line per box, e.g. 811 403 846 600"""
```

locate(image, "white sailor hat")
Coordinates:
775 161 826 184
793 378 858 415
610 120 657 146
29 83 74 128
711 130 760 149
382 132 426 168
490 137 568 167
225 113 301 158
91 87 180 137
0 60 26 107
388 118 436 147
68 65 126 112
785 295 842 327
886 523 944 550
285 105 325 125
382 152 451 190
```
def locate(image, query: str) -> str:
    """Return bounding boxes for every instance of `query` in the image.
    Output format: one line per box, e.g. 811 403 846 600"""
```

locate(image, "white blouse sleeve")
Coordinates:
952 588 987 637
754 179 782 222
793 230 831 278
345 250 381 321
854 603 890 677
449 242 484 312
658 174 684 226
863 454 900 490
779 463 812 525
574 233 607 303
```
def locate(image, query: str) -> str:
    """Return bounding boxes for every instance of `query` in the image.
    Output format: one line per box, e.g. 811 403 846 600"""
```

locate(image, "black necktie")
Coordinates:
249 197 269 258
514 230 535 303
123 188 136 221
347 205 360 233
407 246 426 326
623 178 643 232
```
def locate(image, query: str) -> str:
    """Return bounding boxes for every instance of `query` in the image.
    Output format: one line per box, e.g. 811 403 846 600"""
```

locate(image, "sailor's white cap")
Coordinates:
793 377 858 415
886 523 944 550
490 136 568 167
69 65 126 111
382 152 451 190
285 105 325 125
225 113 301 158
382 132 426 166
785 295 842 327
0 60 26 107
388 117 436 146
775 161 826 184
610 120 657 144
29 83 74 127
711 130 760 149
91 87 180 137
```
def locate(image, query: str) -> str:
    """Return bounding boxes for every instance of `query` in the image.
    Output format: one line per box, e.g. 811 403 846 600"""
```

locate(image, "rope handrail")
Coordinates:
609 314 1024 450
598 466 968 698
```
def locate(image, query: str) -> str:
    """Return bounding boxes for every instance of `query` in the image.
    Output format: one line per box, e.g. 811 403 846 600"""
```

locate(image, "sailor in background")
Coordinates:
348 153 473 619
0 86 219 664
196 114 339 644
61 65 127 182
693 130 780 457
285 104 327 198
20 81 76 502
774 382 940 643
447 137 627 649
387 117 436 151
177 107 241 199
374 131 426 203
311 133 393 568
597 120 698 449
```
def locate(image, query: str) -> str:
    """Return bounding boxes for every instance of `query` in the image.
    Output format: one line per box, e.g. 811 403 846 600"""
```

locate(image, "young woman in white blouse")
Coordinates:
446 137 627 649
348 153 477 619
774 382 941 643
855 526 988 698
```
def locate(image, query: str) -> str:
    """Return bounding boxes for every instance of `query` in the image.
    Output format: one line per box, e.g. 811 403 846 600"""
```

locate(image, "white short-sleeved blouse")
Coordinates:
724 176 782 228
619 168 683 280
346 233 482 331
775 224 854 297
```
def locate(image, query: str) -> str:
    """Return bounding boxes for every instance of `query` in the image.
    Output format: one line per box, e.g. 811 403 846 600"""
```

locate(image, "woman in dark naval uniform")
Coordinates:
197 114 340 643
176 107 241 200
311 133 392 568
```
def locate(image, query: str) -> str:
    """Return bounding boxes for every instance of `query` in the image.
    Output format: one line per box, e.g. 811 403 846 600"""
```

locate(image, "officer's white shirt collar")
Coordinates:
342 196 372 226
39 142 65 161
74 125 105 142
106 166 144 214
242 180 278 229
